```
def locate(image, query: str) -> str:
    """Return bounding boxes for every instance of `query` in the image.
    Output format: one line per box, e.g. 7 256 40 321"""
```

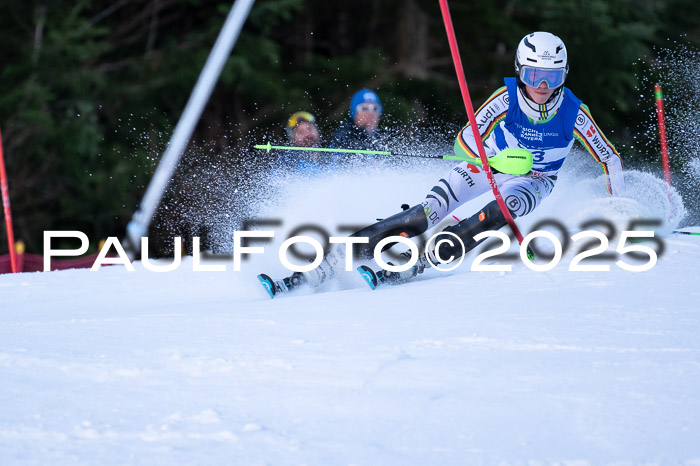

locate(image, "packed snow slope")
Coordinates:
2 154 700 465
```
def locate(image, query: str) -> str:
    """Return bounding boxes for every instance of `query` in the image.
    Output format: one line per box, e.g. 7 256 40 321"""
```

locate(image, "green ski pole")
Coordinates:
254 142 533 176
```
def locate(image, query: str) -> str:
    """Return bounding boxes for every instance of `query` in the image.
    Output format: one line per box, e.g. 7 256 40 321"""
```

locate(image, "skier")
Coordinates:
258 32 625 297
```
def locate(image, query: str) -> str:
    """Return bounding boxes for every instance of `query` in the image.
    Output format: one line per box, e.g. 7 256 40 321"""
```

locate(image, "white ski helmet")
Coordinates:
515 32 568 89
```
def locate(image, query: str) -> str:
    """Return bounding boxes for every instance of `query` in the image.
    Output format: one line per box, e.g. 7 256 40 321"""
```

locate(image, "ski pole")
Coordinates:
256 142 447 160
254 143 533 175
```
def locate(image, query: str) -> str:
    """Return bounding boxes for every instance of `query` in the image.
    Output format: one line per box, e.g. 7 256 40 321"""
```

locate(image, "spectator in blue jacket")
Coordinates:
330 89 386 164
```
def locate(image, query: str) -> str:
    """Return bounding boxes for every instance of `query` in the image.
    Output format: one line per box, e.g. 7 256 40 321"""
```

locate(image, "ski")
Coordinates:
357 265 380 290
257 274 282 299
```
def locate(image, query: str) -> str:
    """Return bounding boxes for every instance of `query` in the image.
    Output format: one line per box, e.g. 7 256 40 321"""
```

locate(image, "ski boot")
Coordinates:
257 272 306 299
258 247 345 299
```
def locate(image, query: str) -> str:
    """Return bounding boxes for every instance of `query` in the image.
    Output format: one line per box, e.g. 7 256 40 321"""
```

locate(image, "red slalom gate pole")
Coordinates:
437 0 524 245
655 84 672 185
0 125 19 273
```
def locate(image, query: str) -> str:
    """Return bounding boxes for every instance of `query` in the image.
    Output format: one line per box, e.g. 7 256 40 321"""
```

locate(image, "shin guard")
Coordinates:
350 204 429 259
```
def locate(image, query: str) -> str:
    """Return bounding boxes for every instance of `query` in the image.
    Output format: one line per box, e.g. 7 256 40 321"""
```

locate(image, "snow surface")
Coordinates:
2 155 700 465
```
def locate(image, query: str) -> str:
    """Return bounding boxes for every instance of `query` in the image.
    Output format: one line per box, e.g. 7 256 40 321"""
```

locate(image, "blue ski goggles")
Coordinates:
519 66 566 89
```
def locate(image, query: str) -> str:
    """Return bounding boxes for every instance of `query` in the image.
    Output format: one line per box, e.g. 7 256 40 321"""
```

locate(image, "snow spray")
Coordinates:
637 44 700 226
